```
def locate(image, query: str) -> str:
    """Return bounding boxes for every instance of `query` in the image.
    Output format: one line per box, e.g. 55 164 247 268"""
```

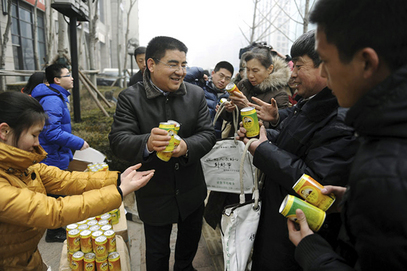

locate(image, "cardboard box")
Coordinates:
67 147 106 172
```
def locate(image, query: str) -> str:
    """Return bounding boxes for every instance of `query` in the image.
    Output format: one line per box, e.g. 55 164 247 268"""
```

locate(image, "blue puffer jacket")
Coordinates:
31 83 84 169
185 67 229 138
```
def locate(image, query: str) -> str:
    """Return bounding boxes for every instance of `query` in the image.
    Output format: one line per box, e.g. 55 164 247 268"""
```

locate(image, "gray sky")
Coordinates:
138 0 254 73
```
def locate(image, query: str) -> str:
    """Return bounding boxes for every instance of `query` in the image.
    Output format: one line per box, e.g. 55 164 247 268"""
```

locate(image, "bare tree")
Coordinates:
0 0 12 91
122 0 137 89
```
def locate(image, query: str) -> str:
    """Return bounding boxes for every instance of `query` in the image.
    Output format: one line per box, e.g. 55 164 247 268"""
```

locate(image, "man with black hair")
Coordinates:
237 30 358 270
288 1 407 270
185 61 234 138
109 36 216 271
31 63 89 243
129 46 146 86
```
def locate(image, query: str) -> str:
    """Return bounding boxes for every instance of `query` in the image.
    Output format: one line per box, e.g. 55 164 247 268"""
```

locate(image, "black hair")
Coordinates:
310 0 407 71
214 61 234 76
243 47 273 69
45 63 68 85
145 36 188 70
22 72 46 95
134 46 146 57
0 92 48 146
290 30 321 68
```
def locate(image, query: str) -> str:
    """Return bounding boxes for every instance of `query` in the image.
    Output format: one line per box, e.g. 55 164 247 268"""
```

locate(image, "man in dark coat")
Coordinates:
238 30 359 271
109 36 216 271
288 0 407 270
128 46 146 86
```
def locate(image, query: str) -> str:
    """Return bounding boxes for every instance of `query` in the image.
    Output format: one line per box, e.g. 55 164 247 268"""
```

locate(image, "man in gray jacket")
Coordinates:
109 36 216 271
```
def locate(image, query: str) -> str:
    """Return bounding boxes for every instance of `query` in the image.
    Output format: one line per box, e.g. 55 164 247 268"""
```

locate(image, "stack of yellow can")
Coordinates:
66 208 121 270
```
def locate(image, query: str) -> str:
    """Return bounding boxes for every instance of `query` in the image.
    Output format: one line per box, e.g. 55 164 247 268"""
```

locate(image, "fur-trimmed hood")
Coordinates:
243 56 291 92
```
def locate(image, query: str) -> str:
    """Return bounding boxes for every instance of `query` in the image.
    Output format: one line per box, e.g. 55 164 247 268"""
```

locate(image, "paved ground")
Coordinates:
39 219 224 271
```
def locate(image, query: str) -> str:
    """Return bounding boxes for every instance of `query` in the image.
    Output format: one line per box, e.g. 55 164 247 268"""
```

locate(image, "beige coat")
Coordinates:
0 142 121 270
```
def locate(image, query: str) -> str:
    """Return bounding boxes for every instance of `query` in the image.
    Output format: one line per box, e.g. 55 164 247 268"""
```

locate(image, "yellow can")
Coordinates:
101 225 113 232
96 258 109 271
103 230 117 253
80 230 93 253
292 174 336 211
109 209 119 225
91 230 104 253
157 134 181 162
66 223 78 235
100 213 112 224
67 229 81 252
279 194 326 232
225 83 242 95
95 235 108 261
167 120 181 134
241 107 260 138
84 252 96 271
108 251 121 271
70 251 84 270
87 220 98 227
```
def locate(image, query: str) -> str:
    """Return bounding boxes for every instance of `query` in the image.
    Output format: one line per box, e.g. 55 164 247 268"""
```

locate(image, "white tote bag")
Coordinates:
221 138 261 271
201 104 256 194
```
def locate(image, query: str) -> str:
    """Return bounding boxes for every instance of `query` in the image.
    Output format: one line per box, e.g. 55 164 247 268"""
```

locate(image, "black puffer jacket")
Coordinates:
251 88 359 271
295 66 407 270
109 72 216 226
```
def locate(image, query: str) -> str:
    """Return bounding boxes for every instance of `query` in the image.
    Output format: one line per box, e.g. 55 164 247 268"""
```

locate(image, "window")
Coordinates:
11 0 46 71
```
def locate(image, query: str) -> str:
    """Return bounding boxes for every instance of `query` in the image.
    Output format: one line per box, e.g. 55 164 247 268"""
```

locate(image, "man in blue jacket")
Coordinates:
31 63 89 242
185 61 234 138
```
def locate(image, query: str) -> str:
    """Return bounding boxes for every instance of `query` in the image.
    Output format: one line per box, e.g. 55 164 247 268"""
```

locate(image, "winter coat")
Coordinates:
0 142 121 270
129 70 143 86
109 71 216 226
31 83 84 170
295 65 407 271
251 88 359 271
185 67 229 138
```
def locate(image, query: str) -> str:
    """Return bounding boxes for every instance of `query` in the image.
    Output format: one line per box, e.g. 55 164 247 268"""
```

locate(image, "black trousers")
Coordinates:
143 203 204 271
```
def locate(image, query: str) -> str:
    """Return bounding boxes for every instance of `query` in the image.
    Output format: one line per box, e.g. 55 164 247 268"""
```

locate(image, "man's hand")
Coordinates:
287 209 314 247
147 127 171 152
171 139 188 157
249 97 279 123
237 125 268 155
224 101 236 112
322 185 347 213
229 91 249 109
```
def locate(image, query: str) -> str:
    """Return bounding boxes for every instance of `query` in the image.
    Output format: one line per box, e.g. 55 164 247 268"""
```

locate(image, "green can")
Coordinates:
279 194 326 232
241 107 260 138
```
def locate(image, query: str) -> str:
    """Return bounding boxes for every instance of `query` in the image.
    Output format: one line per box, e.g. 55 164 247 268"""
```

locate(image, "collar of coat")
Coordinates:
300 87 339 122
0 142 47 175
242 56 292 93
143 70 187 99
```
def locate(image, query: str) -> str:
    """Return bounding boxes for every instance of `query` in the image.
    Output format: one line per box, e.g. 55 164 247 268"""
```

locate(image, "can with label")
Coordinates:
96 257 109 271
89 225 101 233
225 83 242 95
109 209 119 225
95 235 108 261
101 225 112 232
158 122 177 152
292 174 336 211
103 230 116 253
167 120 181 134
67 229 81 252
108 251 121 271
87 220 98 227
100 213 112 224
91 230 104 252
241 107 260 138
98 219 110 227
70 251 84 270
78 224 89 232
80 229 93 253
84 252 96 271
157 134 181 162
279 194 326 232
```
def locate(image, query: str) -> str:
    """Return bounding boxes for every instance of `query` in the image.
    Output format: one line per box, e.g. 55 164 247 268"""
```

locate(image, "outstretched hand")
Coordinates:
249 97 279 123
119 164 155 197
287 209 314 247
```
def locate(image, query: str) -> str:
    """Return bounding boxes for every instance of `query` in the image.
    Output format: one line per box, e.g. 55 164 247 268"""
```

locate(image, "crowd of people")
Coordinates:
1 0 407 270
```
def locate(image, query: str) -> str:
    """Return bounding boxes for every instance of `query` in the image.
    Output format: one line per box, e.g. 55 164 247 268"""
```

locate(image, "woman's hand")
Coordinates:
119 164 155 197
229 91 250 109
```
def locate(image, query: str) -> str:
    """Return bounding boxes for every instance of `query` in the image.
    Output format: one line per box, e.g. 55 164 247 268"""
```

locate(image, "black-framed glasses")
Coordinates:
154 59 188 72
58 74 72 78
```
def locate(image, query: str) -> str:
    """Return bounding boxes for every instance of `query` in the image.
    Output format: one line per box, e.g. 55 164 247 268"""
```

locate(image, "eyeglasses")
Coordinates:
217 72 232 82
58 74 72 78
154 59 188 72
